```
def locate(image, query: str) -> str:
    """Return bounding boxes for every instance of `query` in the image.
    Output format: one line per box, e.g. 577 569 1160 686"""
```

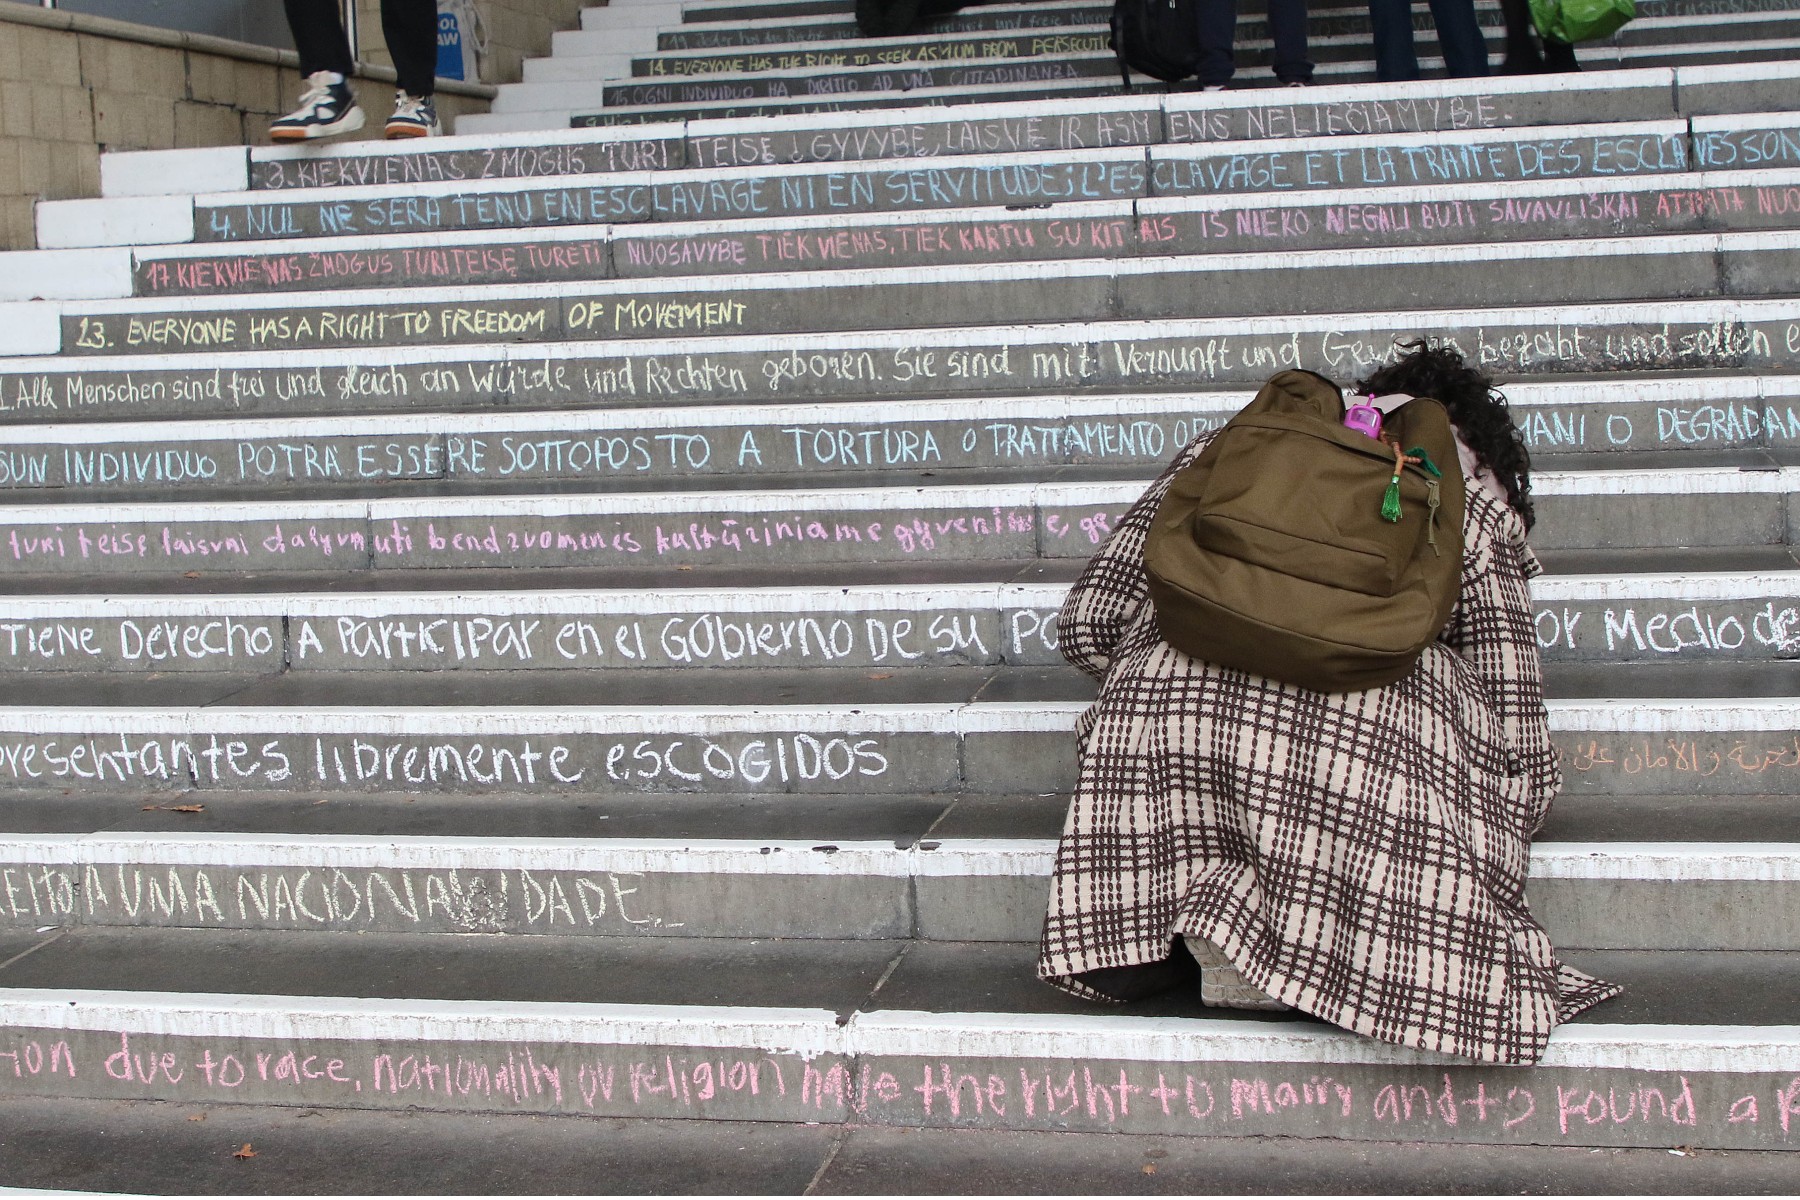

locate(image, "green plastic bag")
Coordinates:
1529 0 1634 43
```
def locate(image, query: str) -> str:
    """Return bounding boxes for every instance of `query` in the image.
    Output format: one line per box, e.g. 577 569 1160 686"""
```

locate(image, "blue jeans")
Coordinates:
1197 0 1314 86
1368 0 1489 79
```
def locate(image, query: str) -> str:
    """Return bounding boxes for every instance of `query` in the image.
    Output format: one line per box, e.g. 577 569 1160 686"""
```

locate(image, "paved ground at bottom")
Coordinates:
0 1096 1797 1195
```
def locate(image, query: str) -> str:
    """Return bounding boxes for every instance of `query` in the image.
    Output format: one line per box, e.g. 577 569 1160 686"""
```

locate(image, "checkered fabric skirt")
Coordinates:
1037 432 1620 1065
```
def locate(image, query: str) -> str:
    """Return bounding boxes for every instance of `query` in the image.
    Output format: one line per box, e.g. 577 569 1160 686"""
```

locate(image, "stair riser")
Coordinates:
0 582 1792 672
131 174 1800 300
62 243 1791 360
6 304 1795 424
0 484 1785 577
0 706 1787 796
5 380 1795 497
0 843 1794 949
1 1007 1794 1149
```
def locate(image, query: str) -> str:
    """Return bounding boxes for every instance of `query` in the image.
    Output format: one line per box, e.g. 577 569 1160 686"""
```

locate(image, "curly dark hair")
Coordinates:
1353 339 1535 531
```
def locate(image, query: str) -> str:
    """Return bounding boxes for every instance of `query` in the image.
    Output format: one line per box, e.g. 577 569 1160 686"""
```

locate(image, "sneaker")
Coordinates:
1201 83 1227 92
270 71 365 142
385 92 441 139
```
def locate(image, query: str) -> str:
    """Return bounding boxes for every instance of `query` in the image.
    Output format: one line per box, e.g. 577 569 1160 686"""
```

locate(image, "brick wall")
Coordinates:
0 0 593 252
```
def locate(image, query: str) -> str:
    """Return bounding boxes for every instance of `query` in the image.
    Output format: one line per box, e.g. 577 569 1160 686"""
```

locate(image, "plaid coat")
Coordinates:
1038 430 1620 1065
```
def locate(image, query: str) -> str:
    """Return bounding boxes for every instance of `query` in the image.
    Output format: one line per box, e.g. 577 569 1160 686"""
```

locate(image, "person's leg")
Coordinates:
1425 0 1490 76
1195 0 1240 87
1267 0 1313 83
1496 0 1543 71
273 0 364 140
383 0 443 137
283 0 355 78
383 0 442 97
1367 0 1420 81
1542 34 1579 70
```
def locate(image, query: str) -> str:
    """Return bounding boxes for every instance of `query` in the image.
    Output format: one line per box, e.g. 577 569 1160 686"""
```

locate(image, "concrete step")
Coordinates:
0 464 1791 576
0 375 1790 499
664 0 1773 22
20 157 1800 316
51 110 1744 251
21 228 1800 363
1 299 1796 424
45 168 1790 307
14 1095 1797 1196
0 938 1798 1147
5 776 1797 841
1 820 1799 944
645 2 1111 51
0 568 1793 675
0 690 1790 799
179 63 1783 201
608 12 1795 84
561 43 1800 126
635 0 1800 52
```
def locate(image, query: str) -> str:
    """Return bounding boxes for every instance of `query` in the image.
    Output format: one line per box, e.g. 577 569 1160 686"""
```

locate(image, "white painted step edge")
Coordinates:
1 697 1796 734
6 987 1798 1073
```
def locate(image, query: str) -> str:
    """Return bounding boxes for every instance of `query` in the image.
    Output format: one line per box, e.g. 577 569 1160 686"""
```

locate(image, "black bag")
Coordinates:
1109 0 1203 87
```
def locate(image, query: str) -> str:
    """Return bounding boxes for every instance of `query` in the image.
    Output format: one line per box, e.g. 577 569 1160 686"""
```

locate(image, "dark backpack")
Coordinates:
1143 370 1466 693
1109 0 1203 88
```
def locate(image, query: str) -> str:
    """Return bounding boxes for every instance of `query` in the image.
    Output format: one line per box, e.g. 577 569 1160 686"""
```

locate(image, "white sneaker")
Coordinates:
270 71 366 142
385 92 441 139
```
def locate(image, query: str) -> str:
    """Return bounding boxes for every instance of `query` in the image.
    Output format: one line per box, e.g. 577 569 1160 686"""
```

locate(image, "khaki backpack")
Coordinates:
1144 369 1465 693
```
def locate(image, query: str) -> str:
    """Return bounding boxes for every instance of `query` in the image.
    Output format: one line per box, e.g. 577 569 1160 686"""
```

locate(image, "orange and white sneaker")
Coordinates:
385 92 441 139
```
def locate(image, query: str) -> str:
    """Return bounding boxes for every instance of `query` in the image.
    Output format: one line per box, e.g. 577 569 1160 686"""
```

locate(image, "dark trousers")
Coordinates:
1368 0 1488 79
285 0 440 97
1197 0 1313 86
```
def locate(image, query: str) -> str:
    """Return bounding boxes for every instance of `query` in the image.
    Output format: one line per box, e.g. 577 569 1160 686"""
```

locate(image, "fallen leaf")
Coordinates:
187 1113 206 1122
233 1144 257 1159
868 672 893 680
676 565 694 571
168 804 205 813
1141 1164 1157 1175
183 572 201 579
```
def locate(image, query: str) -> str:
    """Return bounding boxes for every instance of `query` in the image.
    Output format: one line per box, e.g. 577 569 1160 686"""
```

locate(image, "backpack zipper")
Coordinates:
1425 479 1441 555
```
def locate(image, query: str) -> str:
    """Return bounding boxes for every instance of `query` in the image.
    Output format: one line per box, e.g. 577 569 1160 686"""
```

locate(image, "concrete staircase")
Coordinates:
2 0 1800 1186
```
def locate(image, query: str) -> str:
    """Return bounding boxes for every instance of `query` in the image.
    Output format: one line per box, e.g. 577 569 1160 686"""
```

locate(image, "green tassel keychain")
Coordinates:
1378 444 1441 524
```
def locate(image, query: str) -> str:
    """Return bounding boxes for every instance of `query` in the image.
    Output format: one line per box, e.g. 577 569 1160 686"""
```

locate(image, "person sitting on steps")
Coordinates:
1037 340 1620 1065
272 0 442 141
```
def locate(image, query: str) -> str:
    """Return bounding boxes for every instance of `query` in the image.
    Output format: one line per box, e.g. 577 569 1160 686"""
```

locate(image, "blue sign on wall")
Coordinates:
437 7 467 80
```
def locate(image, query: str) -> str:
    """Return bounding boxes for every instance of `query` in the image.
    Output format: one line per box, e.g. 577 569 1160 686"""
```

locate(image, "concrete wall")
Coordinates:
350 0 590 91
0 1 591 252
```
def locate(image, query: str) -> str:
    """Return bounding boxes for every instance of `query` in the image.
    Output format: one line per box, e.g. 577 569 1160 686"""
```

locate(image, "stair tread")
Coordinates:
3 658 1800 707
2 927 1797 1028
2 788 1797 843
